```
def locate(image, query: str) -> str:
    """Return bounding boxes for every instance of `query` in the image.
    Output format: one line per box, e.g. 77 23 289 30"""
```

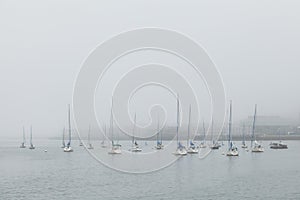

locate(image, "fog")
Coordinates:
1 0 300 138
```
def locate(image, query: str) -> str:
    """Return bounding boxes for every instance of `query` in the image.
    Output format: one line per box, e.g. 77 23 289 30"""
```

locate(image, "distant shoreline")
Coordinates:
47 134 300 141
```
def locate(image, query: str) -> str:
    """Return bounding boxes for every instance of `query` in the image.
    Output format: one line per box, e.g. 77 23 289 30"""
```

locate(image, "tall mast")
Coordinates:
88 125 91 144
30 125 33 146
68 104 71 145
242 124 245 145
62 127 65 146
103 124 106 142
228 100 232 148
211 118 214 143
202 120 206 143
110 98 114 145
132 113 136 144
23 126 26 144
160 118 163 144
157 114 160 144
251 104 257 147
187 104 191 147
176 94 180 145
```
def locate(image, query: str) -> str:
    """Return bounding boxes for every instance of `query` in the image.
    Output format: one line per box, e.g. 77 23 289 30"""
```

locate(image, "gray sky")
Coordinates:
1 0 300 138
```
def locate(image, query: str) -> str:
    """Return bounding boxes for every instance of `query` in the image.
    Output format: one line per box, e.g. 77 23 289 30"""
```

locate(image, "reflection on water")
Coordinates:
0 139 300 200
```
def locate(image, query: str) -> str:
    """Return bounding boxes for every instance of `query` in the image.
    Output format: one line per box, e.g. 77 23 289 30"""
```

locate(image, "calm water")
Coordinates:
1 139 300 200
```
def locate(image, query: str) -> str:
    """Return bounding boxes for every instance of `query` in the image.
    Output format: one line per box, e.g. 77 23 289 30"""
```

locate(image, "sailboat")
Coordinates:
64 104 73 152
226 101 238 156
87 125 94 149
210 119 221 150
101 125 108 148
108 99 122 154
251 104 264 153
154 116 164 150
173 95 187 156
187 105 199 154
29 126 35 150
129 113 142 152
241 124 248 148
61 127 66 148
199 121 207 148
20 126 26 148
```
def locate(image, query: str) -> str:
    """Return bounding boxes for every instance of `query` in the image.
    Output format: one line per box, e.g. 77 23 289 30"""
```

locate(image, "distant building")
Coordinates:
240 116 295 135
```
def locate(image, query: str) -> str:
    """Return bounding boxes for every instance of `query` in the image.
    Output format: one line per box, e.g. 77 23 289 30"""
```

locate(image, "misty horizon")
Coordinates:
1 1 300 138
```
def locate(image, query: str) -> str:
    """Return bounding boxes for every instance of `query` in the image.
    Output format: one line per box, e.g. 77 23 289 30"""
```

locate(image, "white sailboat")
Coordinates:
241 124 248 148
210 119 221 150
20 126 26 148
199 121 207 148
129 113 142 152
187 105 198 154
29 126 35 150
226 101 238 156
173 95 187 156
251 104 264 153
61 127 66 148
64 104 73 152
87 125 94 149
154 116 164 150
108 99 122 154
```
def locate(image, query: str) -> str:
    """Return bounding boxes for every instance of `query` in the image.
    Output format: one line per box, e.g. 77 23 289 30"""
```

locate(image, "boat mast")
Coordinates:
157 114 160 144
176 95 180 146
242 124 246 145
88 125 91 145
132 113 137 146
202 120 206 144
103 124 106 143
110 98 114 146
23 126 26 144
68 104 71 146
187 104 191 147
62 127 65 147
211 118 214 144
30 125 33 146
160 118 163 144
251 104 257 148
228 100 232 149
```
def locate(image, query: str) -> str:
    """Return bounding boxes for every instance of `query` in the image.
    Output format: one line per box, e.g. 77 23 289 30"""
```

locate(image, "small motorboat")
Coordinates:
270 141 288 149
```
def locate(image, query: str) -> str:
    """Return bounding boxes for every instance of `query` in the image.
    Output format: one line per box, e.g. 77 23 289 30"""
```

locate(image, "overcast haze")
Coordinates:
1 0 300 138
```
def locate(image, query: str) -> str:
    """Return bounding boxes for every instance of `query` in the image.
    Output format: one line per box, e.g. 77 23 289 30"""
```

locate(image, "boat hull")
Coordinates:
108 149 122 154
154 145 164 150
226 150 239 156
173 148 187 156
63 147 73 152
187 148 199 154
252 148 264 153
